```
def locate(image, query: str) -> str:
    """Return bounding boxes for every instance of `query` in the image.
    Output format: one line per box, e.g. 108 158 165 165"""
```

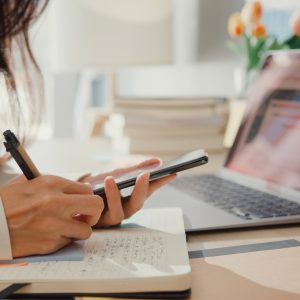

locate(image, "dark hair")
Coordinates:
0 0 48 142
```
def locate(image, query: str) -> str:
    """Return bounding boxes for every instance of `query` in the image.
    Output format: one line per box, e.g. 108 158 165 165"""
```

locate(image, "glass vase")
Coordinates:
233 67 257 100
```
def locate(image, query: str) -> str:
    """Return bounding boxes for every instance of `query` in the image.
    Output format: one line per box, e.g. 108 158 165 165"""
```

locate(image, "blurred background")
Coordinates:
30 0 300 159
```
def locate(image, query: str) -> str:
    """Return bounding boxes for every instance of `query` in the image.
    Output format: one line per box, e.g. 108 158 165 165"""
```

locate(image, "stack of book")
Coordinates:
114 98 228 156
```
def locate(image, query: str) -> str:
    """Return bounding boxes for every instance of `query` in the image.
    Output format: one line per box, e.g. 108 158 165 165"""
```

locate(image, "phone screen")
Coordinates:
93 149 208 196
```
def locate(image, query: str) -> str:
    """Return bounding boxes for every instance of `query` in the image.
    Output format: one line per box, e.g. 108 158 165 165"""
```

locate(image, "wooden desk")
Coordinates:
27 139 300 300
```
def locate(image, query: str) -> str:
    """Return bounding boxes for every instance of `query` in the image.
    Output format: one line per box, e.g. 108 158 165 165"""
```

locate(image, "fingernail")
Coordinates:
105 176 115 188
140 158 160 165
138 172 150 182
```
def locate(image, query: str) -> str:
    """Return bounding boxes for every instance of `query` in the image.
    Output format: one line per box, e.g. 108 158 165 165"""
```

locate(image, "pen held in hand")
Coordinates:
3 130 41 180
2 130 111 210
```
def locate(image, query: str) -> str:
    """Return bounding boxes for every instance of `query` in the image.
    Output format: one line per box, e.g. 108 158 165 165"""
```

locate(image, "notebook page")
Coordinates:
0 208 190 283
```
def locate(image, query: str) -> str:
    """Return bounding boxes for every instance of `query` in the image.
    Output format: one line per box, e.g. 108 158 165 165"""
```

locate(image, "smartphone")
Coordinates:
93 149 208 197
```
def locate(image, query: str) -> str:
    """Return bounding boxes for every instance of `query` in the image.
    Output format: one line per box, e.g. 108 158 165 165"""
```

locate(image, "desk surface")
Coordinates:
188 226 300 300
26 138 225 175
27 139 300 300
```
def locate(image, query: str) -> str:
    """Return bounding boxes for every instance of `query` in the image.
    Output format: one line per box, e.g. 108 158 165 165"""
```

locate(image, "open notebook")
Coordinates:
0 208 191 299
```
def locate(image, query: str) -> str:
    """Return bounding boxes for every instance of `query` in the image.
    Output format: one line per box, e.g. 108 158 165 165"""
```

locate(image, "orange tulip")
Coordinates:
241 0 263 26
252 23 267 38
228 13 245 37
290 10 300 36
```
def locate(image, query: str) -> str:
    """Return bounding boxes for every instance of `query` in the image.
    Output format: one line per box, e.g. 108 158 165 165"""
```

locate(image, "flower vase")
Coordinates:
223 67 254 148
224 99 246 148
233 67 257 100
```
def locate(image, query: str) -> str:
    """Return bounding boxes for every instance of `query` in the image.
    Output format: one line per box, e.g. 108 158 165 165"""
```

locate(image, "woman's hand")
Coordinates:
0 175 104 258
79 158 176 227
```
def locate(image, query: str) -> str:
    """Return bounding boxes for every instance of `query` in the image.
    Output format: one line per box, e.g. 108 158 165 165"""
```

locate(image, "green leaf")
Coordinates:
243 36 267 71
266 36 289 51
227 33 300 73
242 35 253 71
285 35 300 49
226 40 244 56
254 38 267 52
252 38 267 67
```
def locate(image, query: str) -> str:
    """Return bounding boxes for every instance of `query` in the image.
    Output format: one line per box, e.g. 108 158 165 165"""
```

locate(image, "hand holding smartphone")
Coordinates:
93 149 208 197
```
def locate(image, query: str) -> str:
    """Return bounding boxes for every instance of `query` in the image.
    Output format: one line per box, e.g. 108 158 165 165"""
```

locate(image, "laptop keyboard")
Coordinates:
170 174 300 220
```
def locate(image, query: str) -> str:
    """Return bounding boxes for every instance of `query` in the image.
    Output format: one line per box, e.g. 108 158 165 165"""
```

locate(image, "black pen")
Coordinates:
3 130 41 180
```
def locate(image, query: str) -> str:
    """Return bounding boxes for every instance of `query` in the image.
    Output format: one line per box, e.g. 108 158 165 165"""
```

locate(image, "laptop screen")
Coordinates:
225 52 300 192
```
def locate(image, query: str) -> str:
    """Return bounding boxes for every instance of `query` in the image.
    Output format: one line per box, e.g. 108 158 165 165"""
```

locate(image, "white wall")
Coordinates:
173 0 242 64
49 0 173 72
261 0 300 9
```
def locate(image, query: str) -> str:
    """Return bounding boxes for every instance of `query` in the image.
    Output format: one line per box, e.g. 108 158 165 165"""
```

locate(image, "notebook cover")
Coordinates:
7 289 191 299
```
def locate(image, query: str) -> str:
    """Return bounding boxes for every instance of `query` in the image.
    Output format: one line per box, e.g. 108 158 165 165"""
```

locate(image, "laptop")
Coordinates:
145 51 300 232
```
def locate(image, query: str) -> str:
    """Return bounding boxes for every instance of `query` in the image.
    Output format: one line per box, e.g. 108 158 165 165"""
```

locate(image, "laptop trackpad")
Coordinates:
144 185 241 231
